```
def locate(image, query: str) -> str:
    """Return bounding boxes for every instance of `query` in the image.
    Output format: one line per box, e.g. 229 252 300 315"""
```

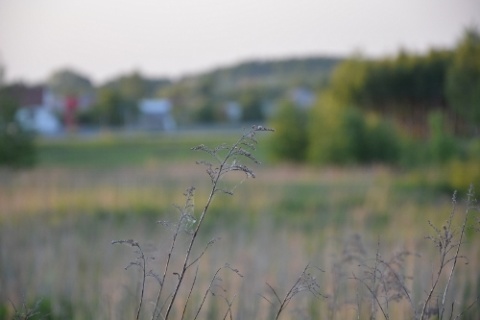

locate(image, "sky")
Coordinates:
1 0 479 85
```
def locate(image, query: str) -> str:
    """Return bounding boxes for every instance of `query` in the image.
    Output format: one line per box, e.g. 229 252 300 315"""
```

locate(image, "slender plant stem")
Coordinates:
439 186 473 319
136 245 146 320
152 207 187 320
164 128 260 319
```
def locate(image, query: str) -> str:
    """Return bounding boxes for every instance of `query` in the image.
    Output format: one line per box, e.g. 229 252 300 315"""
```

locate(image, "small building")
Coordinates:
16 107 61 134
138 99 176 131
224 101 242 123
12 85 61 135
289 87 315 109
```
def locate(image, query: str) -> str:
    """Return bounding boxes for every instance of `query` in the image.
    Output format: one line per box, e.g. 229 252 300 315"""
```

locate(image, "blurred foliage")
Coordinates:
0 86 36 168
159 57 340 124
91 88 133 127
317 49 454 137
194 102 219 123
362 113 401 163
81 71 170 127
323 56 370 108
0 297 74 320
427 111 457 164
307 92 351 164
295 27 479 176
47 68 94 96
307 98 400 165
359 50 450 108
444 158 480 194
268 100 308 162
446 27 480 131
103 71 171 102
238 87 265 122
192 75 222 123
41 58 340 127
312 28 479 139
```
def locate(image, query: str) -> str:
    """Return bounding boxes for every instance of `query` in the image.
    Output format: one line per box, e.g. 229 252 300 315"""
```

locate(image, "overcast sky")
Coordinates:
1 0 479 84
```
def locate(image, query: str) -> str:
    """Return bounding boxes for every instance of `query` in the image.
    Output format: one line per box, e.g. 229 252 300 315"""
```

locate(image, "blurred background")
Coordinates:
0 0 479 319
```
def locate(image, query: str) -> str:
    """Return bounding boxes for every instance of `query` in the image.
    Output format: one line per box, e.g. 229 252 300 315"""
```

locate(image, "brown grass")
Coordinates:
0 161 478 318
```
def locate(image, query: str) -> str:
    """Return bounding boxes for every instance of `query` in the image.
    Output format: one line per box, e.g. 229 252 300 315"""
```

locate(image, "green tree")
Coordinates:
307 92 352 164
308 93 400 165
239 88 265 122
427 111 457 163
193 76 221 123
92 88 129 127
268 100 308 162
101 71 169 126
446 27 480 132
47 68 94 96
363 114 400 163
105 71 148 102
326 55 369 108
195 102 217 123
0 85 36 167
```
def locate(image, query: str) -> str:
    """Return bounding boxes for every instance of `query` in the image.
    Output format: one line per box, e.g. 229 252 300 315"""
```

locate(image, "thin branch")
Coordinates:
353 272 390 320
164 126 273 319
440 186 474 319
180 265 200 320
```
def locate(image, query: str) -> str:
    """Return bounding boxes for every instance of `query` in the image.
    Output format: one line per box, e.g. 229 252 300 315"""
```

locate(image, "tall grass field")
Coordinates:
0 130 478 319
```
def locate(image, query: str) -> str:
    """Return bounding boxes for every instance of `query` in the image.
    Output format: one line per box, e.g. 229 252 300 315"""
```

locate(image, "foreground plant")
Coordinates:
112 126 478 319
349 185 479 320
262 264 325 320
420 184 479 319
113 125 274 319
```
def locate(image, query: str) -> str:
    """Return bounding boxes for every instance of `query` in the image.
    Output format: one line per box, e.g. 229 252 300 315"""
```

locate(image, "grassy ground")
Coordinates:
0 130 479 319
36 130 257 168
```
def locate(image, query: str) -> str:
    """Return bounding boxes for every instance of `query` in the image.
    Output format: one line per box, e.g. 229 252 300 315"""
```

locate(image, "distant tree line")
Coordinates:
270 28 480 167
321 28 480 136
158 57 341 124
34 57 340 127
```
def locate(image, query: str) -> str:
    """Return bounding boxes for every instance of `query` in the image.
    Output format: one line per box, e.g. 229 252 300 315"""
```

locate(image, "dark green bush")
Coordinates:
308 102 400 165
0 89 36 168
0 128 36 167
342 108 401 164
427 111 457 164
268 100 308 162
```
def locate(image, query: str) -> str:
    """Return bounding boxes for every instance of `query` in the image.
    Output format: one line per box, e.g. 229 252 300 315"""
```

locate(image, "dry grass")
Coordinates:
1 212 477 319
0 140 479 318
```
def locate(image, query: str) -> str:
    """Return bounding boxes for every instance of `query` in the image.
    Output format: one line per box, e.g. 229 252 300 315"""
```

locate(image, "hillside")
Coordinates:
203 56 342 90
157 56 343 123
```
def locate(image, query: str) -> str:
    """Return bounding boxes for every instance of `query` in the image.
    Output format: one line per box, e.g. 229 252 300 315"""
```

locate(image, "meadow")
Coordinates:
0 129 478 319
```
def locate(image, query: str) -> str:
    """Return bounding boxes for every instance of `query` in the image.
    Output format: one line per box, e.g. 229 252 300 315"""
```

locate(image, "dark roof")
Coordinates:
3 84 45 107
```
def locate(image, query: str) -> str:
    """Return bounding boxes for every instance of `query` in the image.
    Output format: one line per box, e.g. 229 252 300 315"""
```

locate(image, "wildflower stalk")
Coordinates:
420 184 477 319
163 125 273 319
111 239 146 320
439 185 474 319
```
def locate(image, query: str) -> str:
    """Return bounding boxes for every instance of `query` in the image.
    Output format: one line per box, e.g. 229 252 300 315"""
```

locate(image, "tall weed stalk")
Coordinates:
420 184 478 319
113 125 273 319
112 126 478 320
349 185 479 320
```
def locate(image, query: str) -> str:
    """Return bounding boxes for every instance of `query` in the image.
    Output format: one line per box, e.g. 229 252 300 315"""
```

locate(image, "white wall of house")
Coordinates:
16 107 61 135
138 99 176 131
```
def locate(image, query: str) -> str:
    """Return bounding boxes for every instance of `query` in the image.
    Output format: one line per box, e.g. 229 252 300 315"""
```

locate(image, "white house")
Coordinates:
224 101 242 123
14 85 61 135
138 99 176 131
290 87 315 109
16 107 61 134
